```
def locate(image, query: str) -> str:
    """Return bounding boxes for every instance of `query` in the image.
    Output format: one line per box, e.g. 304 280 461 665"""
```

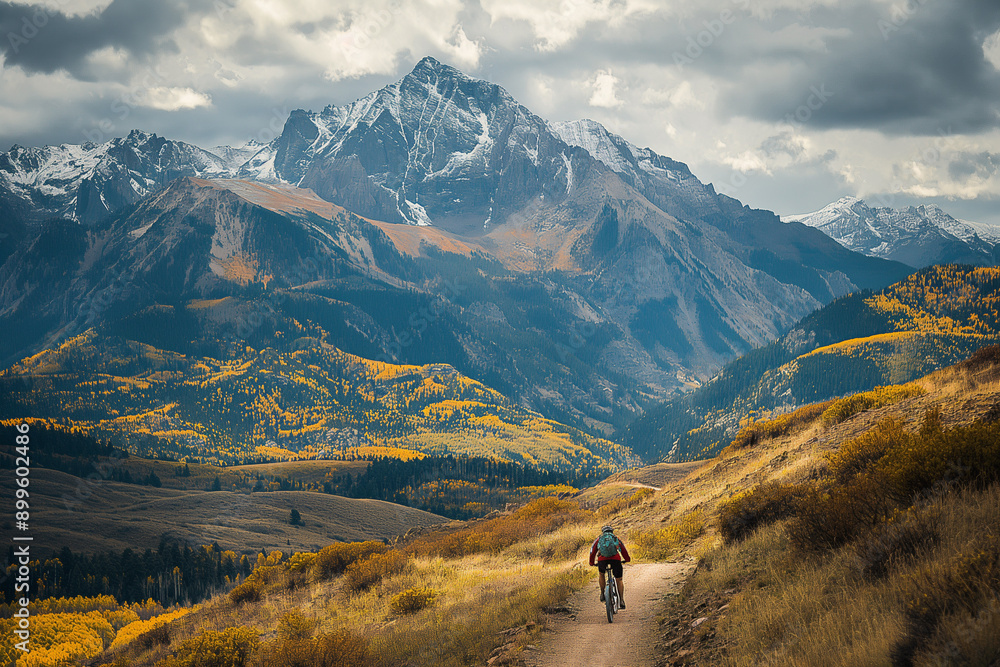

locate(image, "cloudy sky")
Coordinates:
1 0 999 222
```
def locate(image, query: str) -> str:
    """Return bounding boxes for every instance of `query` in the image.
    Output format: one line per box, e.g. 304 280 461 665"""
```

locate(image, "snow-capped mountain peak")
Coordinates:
246 57 580 228
0 131 231 223
784 197 999 267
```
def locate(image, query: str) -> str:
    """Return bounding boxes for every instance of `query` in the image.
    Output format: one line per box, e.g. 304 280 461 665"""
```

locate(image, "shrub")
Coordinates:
788 475 893 552
286 552 317 573
154 627 259 667
725 401 834 453
278 610 316 641
390 587 438 614
314 541 388 580
258 629 370 667
343 550 410 592
851 508 939 580
228 579 264 605
821 383 926 426
826 418 909 484
599 487 654 518
631 512 705 559
876 415 1000 502
718 483 804 543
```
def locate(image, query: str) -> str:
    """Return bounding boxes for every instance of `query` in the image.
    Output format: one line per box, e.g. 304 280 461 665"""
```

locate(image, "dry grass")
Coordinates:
98 496 604 667
821 383 927 426
629 512 705 561
690 483 1000 667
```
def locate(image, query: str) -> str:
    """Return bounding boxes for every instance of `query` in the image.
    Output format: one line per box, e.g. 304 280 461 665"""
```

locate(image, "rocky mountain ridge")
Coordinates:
785 196 1000 267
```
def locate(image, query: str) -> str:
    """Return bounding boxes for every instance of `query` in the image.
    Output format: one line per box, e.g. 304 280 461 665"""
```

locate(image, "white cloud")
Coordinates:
724 150 770 174
588 69 624 108
641 81 702 109
142 87 212 111
985 30 1000 71
480 0 658 52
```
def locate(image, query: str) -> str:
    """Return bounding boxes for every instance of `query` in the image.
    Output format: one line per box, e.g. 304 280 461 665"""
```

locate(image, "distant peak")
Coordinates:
415 55 443 69
408 55 472 82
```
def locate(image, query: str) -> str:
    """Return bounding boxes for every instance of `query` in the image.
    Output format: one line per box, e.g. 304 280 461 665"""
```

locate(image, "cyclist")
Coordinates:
589 525 631 609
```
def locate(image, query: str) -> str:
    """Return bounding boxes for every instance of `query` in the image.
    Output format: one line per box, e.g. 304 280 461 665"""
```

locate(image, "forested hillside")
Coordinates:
625 265 1000 460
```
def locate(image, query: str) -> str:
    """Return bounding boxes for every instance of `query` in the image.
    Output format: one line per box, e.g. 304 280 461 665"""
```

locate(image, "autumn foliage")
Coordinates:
406 497 592 558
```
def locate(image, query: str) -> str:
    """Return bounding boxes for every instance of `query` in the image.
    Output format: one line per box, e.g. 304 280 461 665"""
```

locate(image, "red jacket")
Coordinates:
589 535 631 566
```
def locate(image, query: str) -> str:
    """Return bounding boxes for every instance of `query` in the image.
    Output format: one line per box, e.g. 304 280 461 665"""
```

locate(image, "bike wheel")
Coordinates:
605 582 615 623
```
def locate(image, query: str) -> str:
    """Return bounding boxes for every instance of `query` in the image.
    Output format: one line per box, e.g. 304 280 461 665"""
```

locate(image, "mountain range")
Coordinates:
0 56 915 462
785 196 1000 268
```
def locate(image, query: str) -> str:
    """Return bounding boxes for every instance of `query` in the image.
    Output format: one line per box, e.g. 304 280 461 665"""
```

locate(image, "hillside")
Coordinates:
624 264 1000 461
0 466 447 558
9 349 999 667
0 328 636 477
647 346 1000 666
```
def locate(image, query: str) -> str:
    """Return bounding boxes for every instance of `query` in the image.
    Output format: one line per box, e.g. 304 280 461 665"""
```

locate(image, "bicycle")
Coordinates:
604 567 621 623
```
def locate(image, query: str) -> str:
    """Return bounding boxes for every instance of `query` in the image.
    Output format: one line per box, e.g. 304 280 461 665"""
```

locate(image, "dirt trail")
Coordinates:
526 562 692 667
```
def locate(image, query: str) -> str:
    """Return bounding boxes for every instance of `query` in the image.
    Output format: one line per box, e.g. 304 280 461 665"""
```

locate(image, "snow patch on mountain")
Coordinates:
550 119 632 173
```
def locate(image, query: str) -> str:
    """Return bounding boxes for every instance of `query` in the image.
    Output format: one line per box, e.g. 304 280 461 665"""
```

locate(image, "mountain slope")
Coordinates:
0 58 912 433
223 58 909 391
785 196 1000 267
624 264 1000 461
0 326 637 476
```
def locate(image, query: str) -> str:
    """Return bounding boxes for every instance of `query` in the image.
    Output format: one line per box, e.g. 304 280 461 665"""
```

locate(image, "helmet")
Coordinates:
602 525 614 533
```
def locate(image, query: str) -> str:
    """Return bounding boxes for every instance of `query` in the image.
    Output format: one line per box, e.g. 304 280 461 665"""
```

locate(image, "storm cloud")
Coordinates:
1 0 999 224
713 0 1000 135
0 0 195 78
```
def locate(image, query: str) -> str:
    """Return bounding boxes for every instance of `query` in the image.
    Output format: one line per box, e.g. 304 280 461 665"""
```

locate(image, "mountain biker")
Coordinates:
589 525 631 609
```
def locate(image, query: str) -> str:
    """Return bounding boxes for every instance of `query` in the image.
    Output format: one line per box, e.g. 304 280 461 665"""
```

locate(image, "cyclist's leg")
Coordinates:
612 561 625 606
597 563 607 599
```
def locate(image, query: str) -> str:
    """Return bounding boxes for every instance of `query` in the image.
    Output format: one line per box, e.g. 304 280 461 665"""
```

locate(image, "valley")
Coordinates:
1 55 999 667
